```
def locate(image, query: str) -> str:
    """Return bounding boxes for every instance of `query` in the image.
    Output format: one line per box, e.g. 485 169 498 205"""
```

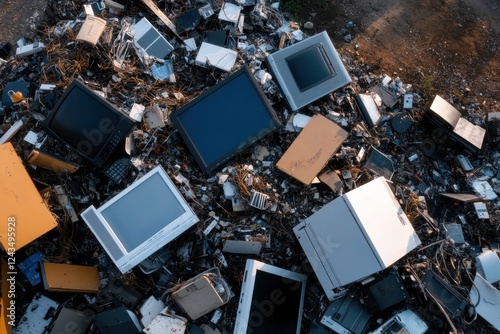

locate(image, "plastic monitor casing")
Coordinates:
266 31 351 111
43 80 136 169
81 166 199 273
234 259 306 334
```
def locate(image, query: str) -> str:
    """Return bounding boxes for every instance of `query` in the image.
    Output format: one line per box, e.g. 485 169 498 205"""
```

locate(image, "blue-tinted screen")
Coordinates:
177 72 275 168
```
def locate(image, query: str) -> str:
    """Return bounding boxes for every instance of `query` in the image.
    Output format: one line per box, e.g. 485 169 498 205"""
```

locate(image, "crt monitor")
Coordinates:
43 79 136 169
170 65 280 174
234 259 306 334
266 31 351 111
81 166 199 273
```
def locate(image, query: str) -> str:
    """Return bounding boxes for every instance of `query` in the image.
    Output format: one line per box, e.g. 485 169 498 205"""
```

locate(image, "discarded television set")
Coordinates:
43 79 136 168
234 259 306 334
170 65 280 174
81 166 199 273
266 31 351 111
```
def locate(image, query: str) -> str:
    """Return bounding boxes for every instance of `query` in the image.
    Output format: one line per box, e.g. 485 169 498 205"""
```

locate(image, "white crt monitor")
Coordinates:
234 259 307 334
81 166 199 273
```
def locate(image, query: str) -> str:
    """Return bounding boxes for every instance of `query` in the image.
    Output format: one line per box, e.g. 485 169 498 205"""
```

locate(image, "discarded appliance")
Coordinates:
364 148 394 180
234 259 306 334
403 94 413 109
49 308 92 334
320 294 371 334
369 84 398 108
142 307 187 334
94 305 142 334
2 81 34 108
131 17 174 60
18 251 43 286
41 262 100 293
14 294 59 334
475 250 500 284
172 267 232 320
423 95 485 153
0 118 25 146
195 42 238 72
293 177 421 300
222 239 262 254
276 114 348 185
76 15 107 46
139 296 165 327
266 31 351 111
469 273 500 331
473 202 490 219
176 8 201 34
15 41 45 58
369 309 428 334
421 270 467 318
364 269 409 313
355 93 382 127
0 142 58 251
441 223 465 246
81 165 199 273
170 65 280 174
218 2 241 23
42 79 136 169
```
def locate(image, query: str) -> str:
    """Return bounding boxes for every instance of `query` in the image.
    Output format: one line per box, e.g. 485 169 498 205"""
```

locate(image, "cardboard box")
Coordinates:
276 114 348 185
41 262 100 293
0 142 57 251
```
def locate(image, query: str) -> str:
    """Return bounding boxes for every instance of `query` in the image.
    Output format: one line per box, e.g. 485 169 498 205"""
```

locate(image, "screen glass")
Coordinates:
49 85 119 159
176 71 276 169
285 44 336 92
247 270 303 333
101 172 186 252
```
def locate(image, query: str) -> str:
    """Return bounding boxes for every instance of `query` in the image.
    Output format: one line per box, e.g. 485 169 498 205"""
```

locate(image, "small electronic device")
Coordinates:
43 79 136 169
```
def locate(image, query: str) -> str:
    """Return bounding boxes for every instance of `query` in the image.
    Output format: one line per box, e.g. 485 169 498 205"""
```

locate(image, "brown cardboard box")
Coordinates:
41 262 100 293
276 114 348 185
0 142 58 251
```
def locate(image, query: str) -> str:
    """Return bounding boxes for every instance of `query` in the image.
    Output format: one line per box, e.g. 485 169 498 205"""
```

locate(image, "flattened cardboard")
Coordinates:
276 114 348 185
41 262 100 293
0 142 57 251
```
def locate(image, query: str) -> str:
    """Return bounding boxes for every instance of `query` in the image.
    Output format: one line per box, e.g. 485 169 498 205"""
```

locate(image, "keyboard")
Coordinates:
103 158 131 183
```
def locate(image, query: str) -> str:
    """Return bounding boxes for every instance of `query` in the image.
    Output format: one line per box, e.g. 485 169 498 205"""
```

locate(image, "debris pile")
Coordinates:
1 0 499 333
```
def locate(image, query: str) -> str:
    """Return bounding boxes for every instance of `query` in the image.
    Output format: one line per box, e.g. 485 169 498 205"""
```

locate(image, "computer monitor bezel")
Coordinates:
170 65 280 174
234 259 307 334
81 165 199 273
266 31 352 111
43 79 136 169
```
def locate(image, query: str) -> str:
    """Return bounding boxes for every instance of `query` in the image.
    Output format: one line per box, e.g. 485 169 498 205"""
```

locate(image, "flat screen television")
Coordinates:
266 31 351 111
234 259 306 334
43 79 136 168
81 166 199 273
170 65 280 174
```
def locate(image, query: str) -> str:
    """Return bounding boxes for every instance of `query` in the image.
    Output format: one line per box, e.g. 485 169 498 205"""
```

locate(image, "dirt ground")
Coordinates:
297 0 500 109
1 0 499 111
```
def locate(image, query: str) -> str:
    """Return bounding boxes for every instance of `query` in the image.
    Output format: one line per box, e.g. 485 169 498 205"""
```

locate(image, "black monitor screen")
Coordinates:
285 44 336 92
247 269 303 333
172 66 279 173
48 83 119 159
